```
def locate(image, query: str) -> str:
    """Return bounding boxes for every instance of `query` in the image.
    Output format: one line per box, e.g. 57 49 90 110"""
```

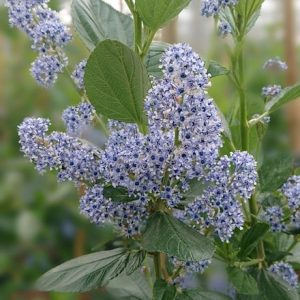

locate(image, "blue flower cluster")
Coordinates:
269 262 298 288
19 43 257 240
263 57 288 71
263 175 300 232
18 117 101 183
5 0 72 87
71 60 87 90
263 206 286 232
186 151 257 242
218 21 232 37
172 257 211 286
201 0 238 17
62 102 95 136
262 84 282 98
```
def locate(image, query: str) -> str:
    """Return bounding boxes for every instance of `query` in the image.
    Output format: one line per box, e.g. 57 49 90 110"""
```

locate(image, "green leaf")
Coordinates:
238 223 270 258
176 289 232 300
257 270 299 300
259 152 293 192
71 0 134 50
136 0 191 30
228 267 259 295
207 61 230 78
126 250 146 275
103 186 138 203
35 248 145 292
107 269 152 300
153 279 177 300
183 179 206 202
85 40 150 125
145 41 170 78
265 84 300 113
142 212 214 261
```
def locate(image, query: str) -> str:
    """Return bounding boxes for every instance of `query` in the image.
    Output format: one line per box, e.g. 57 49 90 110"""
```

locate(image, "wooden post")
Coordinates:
284 0 300 154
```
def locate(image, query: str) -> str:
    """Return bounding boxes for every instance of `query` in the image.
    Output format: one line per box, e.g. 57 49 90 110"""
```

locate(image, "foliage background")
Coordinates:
0 0 299 299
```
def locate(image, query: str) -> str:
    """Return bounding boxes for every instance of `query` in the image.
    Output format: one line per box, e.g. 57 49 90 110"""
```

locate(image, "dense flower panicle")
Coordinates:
263 57 288 71
80 185 148 236
263 206 286 232
282 176 300 210
262 84 282 98
32 15 72 52
201 0 238 17
186 151 257 242
146 43 223 180
160 43 211 92
218 21 232 37
62 102 95 136
30 54 66 87
18 117 102 183
19 43 257 239
269 262 298 288
71 60 87 90
5 0 71 87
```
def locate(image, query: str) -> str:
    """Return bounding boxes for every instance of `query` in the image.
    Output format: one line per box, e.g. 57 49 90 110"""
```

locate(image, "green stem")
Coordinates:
133 11 143 55
234 258 264 268
249 194 265 267
236 39 249 151
141 30 156 59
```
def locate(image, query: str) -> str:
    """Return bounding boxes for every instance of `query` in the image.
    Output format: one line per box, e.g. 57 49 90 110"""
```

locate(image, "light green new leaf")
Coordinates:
136 0 191 30
176 289 232 300
36 248 130 292
153 279 177 300
207 61 230 78
228 267 259 295
142 212 214 261
145 41 170 78
71 0 134 50
85 40 150 125
265 84 300 113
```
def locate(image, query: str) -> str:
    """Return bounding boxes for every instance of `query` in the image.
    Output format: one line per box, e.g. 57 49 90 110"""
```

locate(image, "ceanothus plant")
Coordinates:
5 0 300 298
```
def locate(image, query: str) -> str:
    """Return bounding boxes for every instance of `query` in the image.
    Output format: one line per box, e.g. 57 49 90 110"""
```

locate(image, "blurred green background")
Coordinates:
0 0 299 299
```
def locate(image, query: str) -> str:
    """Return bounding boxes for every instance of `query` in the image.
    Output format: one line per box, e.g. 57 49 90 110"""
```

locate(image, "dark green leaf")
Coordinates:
228 267 259 295
85 40 150 125
259 152 293 192
36 248 130 292
257 270 299 300
126 250 146 275
153 279 177 300
176 289 232 300
265 84 300 113
103 186 138 203
207 61 230 78
136 0 191 30
238 223 270 258
71 0 134 50
145 41 170 78
142 212 214 261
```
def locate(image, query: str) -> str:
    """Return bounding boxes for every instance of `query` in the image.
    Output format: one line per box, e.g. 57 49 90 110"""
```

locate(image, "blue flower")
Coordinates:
269 262 298 288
